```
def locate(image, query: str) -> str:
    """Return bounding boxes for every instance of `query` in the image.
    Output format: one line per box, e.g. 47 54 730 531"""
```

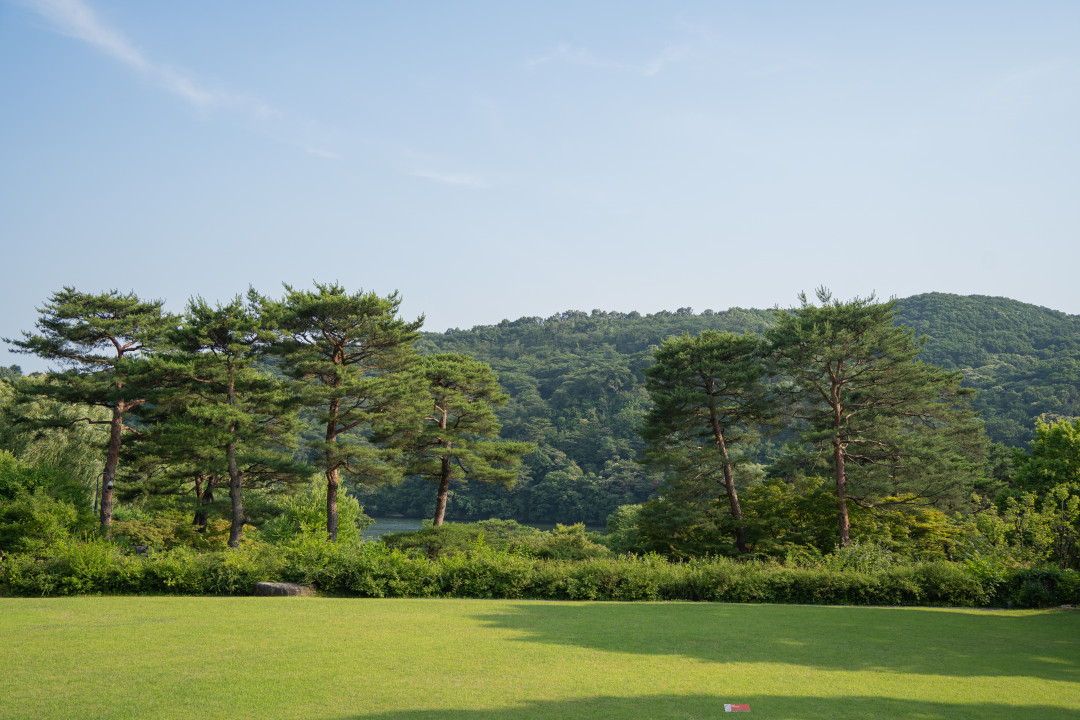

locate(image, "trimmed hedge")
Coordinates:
4 539 1077 607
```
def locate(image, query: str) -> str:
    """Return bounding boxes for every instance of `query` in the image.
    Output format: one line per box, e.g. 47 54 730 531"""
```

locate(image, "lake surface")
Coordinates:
363 517 605 540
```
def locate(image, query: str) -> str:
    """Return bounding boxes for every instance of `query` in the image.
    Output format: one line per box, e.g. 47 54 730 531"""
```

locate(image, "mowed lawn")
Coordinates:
2 598 1078 720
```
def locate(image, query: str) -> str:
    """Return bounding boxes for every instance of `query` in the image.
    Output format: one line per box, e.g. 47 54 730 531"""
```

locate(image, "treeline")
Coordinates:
2 285 1079 579
362 292 1080 526
0 284 531 554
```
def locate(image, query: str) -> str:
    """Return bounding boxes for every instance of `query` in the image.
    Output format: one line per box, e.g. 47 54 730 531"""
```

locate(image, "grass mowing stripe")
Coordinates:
1 598 1078 720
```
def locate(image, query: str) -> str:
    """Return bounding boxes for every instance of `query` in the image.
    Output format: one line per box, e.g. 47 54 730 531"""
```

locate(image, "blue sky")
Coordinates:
3 1 1079 372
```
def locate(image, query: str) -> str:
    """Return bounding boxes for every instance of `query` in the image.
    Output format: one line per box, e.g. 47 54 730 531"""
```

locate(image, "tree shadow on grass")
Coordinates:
469 603 1080 683
335 693 1078 720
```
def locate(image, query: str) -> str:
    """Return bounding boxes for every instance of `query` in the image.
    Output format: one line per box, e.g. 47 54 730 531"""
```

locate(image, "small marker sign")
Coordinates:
724 704 750 712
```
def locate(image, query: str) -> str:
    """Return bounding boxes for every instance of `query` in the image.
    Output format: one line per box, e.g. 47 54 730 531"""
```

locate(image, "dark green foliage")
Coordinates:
767 289 986 547
404 354 534 525
641 331 771 553
269 282 424 541
4 287 174 532
355 456 655 525
385 294 1079 523
133 293 306 547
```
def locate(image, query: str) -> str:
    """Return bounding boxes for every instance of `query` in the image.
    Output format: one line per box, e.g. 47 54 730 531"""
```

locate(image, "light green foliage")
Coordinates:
603 502 644 553
978 483 1080 569
1013 415 1080 494
0 377 108 503
0 451 94 553
110 512 236 551
261 481 373 545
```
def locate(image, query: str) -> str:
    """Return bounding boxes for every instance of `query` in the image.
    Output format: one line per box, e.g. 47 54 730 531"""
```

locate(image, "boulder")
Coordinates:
254 582 313 597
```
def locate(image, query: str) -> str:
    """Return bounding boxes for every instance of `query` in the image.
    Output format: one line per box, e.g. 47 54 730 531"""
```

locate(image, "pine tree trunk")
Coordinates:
99 403 125 536
720 459 748 554
226 367 244 548
227 439 244 548
433 455 451 526
326 397 340 542
708 398 748 553
193 479 214 533
326 468 339 541
834 438 851 547
193 476 209 531
433 409 452 526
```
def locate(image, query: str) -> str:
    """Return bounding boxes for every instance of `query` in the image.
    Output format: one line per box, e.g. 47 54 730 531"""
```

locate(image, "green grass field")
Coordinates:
1 598 1078 719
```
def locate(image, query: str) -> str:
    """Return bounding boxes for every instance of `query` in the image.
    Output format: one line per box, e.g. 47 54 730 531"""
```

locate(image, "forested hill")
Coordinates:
893 294 1080 446
360 294 1079 523
417 294 1080 450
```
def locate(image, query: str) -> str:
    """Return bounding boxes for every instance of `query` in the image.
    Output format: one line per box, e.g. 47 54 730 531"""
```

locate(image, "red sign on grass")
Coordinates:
724 704 751 712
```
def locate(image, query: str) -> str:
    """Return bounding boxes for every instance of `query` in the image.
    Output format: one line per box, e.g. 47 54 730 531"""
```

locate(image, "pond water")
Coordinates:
362 517 605 540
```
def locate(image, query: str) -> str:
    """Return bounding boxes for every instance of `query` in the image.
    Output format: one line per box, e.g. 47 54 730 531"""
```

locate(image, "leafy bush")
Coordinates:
380 519 544 559
111 513 235 551
994 565 1080 608
261 481 373 544
0 450 96 554
4 530 1078 608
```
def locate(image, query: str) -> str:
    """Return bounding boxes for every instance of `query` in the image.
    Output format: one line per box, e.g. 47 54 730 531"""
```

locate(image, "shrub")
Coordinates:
380 519 544 559
261 481 373 544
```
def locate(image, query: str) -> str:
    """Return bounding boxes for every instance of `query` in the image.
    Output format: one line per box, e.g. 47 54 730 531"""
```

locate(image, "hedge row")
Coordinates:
2 539 1078 608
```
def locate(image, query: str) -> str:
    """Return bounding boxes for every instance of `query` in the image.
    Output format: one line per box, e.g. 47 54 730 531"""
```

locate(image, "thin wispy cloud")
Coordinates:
14 0 338 158
528 43 689 77
409 169 490 188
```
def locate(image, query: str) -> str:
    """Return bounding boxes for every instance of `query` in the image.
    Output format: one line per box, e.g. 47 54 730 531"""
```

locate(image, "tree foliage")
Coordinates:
641 331 770 553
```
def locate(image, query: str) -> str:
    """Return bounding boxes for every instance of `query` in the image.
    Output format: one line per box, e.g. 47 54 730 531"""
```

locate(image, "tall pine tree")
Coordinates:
5 288 172 534
767 289 985 547
270 283 423 541
641 331 770 554
137 292 304 546
405 353 534 525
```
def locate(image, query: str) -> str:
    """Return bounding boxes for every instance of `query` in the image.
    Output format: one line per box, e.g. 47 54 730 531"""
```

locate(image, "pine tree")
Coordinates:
270 283 423 541
766 289 985 547
641 331 770 554
5 288 172 533
405 353 534 525
136 292 304 546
